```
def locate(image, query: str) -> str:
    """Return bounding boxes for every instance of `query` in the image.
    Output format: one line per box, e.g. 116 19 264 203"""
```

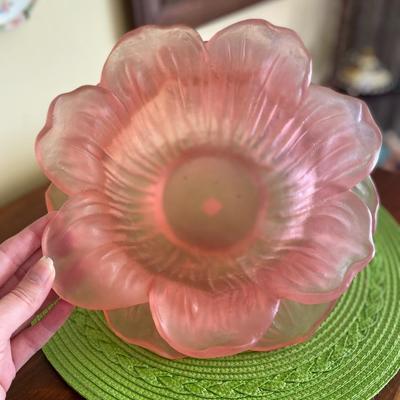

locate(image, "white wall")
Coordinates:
0 0 128 206
0 0 340 207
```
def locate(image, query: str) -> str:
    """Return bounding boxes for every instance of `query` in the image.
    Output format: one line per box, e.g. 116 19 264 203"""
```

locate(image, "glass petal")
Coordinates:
207 19 311 109
105 303 183 359
100 25 207 112
43 190 153 310
45 183 68 211
253 299 335 351
266 86 381 210
203 20 311 162
36 85 129 195
256 190 374 304
149 279 279 358
352 175 379 232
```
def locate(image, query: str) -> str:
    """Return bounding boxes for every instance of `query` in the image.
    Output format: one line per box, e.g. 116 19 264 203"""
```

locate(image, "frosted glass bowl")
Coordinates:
36 19 381 359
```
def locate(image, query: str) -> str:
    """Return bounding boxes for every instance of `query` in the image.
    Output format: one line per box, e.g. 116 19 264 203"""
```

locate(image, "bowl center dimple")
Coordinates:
161 150 262 253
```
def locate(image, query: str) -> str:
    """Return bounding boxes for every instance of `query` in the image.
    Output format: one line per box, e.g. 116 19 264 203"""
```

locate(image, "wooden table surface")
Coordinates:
2 168 399 400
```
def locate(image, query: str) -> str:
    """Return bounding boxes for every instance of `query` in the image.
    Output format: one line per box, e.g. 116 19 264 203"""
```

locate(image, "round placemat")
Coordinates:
42 208 400 400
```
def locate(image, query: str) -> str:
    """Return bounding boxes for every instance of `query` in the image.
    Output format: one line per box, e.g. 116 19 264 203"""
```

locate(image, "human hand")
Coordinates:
0 214 74 399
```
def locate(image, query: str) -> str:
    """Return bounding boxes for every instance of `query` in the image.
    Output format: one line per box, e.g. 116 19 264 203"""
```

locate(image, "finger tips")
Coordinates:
0 249 43 298
0 214 52 271
0 213 55 288
15 249 43 282
24 256 55 287
0 257 55 336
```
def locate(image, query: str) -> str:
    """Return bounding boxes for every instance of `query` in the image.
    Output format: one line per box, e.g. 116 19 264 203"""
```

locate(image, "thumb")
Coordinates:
0 257 55 337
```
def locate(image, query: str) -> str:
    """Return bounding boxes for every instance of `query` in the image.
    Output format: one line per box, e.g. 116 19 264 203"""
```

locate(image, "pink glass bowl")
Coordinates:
36 19 382 359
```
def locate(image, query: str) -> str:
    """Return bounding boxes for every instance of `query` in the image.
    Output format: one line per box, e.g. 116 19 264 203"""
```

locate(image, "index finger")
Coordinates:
0 213 53 286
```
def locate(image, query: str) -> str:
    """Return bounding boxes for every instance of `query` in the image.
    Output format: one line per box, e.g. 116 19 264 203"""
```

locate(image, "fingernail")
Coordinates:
27 256 55 284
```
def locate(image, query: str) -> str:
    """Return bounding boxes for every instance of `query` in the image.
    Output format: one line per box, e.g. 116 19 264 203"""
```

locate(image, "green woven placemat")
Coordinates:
42 208 400 400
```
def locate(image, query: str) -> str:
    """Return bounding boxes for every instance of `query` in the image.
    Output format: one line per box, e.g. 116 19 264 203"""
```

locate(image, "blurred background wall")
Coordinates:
0 0 129 206
0 0 340 206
